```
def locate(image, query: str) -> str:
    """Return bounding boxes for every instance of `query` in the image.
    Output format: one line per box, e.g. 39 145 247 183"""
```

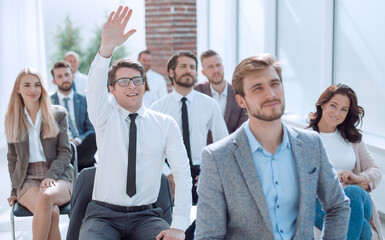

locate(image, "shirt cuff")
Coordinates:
170 215 190 231
74 137 82 145
92 52 112 68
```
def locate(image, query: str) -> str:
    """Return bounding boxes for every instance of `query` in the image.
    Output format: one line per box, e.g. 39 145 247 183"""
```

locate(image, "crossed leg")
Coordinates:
18 180 71 240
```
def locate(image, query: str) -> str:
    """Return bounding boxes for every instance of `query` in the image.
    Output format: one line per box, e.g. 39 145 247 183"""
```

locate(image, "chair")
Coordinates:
10 201 70 240
10 142 78 240
66 167 173 240
69 141 79 181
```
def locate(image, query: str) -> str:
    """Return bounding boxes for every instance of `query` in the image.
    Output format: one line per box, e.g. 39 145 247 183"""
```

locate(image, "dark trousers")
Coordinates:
79 201 169 240
76 133 97 171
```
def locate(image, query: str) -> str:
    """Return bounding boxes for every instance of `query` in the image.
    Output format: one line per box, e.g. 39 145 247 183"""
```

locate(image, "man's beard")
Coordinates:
245 98 285 121
208 73 224 85
174 72 197 88
58 82 73 92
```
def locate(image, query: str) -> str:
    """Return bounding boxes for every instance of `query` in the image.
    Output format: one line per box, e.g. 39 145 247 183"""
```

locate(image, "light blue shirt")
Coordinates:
244 121 299 240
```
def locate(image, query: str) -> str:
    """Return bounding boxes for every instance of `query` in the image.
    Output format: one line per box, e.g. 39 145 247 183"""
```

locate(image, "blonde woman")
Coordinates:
6 67 74 240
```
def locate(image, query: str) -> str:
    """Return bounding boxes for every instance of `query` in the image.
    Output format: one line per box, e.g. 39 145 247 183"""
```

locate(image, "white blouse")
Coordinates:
25 108 46 163
319 130 355 173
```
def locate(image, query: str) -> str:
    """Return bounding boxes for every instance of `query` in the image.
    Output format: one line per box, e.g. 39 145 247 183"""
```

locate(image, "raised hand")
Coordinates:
100 6 137 58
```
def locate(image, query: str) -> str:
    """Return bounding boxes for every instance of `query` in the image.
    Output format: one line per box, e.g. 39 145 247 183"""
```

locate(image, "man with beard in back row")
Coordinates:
151 51 229 239
51 60 97 171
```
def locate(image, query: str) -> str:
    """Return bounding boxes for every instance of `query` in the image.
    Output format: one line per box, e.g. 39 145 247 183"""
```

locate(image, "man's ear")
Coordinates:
235 94 246 109
109 85 115 96
168 69 174 79
52 79 56 85
201 69 207 77
168 70 175 85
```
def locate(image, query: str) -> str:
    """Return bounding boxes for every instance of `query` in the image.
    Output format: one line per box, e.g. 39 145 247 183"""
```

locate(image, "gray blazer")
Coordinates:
7 106 74 196
195 124 350 240
51 92 94 142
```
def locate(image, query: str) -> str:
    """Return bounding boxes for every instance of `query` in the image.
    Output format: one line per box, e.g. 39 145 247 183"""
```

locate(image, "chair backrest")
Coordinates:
66 167 173 240
69 141 78 181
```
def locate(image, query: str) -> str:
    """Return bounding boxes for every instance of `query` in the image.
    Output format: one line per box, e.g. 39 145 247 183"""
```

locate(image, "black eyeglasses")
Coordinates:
113 76 144 87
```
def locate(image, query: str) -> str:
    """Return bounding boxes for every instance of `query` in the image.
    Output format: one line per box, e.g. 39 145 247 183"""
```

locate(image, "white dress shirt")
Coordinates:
87 53 192 231
146 69 168 100
56 91 82 144
210 81 228 117
25 109 46 163
74 71 88 96
151 89 229 175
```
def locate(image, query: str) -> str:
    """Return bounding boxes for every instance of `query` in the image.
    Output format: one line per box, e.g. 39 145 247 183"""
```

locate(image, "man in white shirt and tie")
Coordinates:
151 50 228 239
151 50 228 205
79 6 191 240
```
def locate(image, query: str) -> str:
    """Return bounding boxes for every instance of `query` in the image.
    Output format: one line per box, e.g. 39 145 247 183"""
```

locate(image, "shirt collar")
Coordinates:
24 108 41 127
244 121 291 154
57 90 74 101
117 103 146 121
171 89 196 103
209 81 228 97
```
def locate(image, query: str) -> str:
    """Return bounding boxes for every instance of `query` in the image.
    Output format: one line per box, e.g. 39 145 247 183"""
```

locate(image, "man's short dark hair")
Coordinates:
167 51 198 82
108 58 145 87
200 50 219 67
51 60 72 78
138 50 152 59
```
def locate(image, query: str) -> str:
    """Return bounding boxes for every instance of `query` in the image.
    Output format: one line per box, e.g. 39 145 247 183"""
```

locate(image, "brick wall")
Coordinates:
144 0 197 80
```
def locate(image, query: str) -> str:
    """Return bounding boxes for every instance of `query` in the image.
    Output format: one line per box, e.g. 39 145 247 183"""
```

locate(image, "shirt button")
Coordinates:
275 181 278 185
277 205 280 208
280 230 283 233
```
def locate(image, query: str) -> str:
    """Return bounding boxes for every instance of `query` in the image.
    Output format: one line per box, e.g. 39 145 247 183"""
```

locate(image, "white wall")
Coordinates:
197 0 385 217
0 0 47 148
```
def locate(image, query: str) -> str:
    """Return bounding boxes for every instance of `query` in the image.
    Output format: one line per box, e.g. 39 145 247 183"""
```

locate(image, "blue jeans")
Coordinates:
315 185 372 240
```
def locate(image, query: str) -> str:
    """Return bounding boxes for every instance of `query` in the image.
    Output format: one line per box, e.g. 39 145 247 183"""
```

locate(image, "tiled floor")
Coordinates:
0 147 383 239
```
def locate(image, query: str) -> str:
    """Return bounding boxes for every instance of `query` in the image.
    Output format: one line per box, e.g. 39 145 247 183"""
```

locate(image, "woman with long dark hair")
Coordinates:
6 67 74 239
308 84 382 239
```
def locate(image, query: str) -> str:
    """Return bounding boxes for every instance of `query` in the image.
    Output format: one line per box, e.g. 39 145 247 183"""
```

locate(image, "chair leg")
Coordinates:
11 204 15 240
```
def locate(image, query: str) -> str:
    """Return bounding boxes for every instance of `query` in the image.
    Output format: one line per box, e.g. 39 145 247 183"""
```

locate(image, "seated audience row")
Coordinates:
5 5 382 240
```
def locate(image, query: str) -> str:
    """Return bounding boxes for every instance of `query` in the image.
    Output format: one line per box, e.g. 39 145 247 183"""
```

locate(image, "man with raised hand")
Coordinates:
80 6 191 240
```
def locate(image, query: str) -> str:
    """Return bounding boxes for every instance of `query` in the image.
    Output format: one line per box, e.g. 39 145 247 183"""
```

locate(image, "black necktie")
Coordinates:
127 113 138 197
181 97 192 166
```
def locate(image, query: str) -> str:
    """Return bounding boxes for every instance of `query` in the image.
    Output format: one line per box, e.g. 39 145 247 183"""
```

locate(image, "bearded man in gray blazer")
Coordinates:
195 54 350 239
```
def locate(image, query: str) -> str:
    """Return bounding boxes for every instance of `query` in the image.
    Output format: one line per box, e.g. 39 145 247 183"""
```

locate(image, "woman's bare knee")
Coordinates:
37 191 54 209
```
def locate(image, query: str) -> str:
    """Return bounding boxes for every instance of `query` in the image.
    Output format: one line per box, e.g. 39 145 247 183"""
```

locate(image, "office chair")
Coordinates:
66 167 173 240
10 142 78 240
